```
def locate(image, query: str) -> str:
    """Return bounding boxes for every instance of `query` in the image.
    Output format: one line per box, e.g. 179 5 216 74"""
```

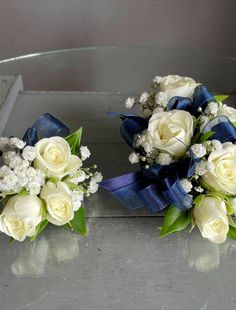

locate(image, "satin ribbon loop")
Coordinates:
22 128 38 146
120 116 148 149
167 96 192 112
202 116 236 143
23 113 69 145
191 85 215 115
167 85 215 116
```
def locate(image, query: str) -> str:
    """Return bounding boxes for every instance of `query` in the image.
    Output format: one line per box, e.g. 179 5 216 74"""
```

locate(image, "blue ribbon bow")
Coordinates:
167 85 215 116
23 113 69 145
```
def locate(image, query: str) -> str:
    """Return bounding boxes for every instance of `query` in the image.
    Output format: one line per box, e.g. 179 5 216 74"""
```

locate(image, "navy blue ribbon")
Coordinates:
23 113 69 145
100 152 198 213
167 85 215 116
201 116 236 143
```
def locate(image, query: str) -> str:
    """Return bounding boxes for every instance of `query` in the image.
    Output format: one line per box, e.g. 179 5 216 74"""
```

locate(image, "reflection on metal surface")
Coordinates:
0 46 235 64
183 233 236 273
0 46 235 92
11 229 80 278
0 53 42 64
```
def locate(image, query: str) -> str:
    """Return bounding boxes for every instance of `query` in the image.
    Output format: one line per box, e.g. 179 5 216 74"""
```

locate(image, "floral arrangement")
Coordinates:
101 75 236 244
0 114 102 242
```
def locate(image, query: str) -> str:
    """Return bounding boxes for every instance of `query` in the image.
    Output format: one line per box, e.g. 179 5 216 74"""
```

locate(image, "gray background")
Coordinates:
0 0 235 60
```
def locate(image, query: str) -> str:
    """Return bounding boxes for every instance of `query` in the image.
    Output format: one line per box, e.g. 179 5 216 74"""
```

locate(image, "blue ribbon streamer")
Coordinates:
162 176 192 211
23 113 69 145
100 153 198 213
100 172 169 213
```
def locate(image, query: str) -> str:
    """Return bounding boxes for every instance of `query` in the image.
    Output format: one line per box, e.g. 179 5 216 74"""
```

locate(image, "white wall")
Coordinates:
0 0 235 60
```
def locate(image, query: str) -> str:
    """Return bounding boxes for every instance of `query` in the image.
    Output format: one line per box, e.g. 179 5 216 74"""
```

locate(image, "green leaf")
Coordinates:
9 237 15 245
19 190 29 196
191 130 201 145
193 194 205 207
198 131 215 143
228 216 236 228
233 121 236 127
159 204 191 238
228 225 236 241
69 206 87 236
30 219 48 241
41 200 47 220
0 191 17 198
65 127 83 155
65 181 82 191
214 95 229 103
225 198 235 215
47 176 60 184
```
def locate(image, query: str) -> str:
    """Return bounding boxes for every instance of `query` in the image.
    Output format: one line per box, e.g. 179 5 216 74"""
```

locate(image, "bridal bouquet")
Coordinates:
101 75 236 244
0 114 102 242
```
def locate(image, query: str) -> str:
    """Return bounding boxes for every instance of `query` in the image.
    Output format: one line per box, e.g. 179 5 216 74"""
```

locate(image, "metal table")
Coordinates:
0 47 236 310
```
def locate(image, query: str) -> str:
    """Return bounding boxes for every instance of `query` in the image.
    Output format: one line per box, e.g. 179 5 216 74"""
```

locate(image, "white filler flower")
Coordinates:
125 97 135 109
128 152 139 164
80 146 91 161
191 144 206 158
139 92 149 104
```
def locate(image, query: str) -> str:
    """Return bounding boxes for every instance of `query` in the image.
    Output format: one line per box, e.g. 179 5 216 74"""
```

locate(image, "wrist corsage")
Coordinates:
0 113 102 242
101 75 236 244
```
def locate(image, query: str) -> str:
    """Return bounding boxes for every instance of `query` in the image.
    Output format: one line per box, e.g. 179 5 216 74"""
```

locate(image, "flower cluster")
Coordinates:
0 125 102 242
106 75 236 244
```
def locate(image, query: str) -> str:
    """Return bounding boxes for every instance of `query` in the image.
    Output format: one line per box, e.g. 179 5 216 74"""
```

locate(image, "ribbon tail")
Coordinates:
162 176 192 212
99 172 146 211
100 172 169 213
139 183 169 213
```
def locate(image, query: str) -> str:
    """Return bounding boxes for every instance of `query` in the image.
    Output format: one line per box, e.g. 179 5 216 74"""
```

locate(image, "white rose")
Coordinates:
217 102 236 124
144 109 194 157
0 195 43 241
34 136 82 178
202 143 236 195
157 75 199 106
193 195 229 244
40 182 74 226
